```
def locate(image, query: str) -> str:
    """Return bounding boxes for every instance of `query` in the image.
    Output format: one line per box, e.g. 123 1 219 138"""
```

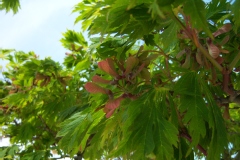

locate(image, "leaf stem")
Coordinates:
229 51 240 71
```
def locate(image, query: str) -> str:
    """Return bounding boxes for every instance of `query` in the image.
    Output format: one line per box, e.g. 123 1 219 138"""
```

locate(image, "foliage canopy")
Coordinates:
1 0 240 159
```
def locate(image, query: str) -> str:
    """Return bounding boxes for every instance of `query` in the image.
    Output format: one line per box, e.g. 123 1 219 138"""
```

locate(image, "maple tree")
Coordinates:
1 0 240 159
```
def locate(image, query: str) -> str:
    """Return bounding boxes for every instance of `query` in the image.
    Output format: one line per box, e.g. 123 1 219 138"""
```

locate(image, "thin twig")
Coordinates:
180 132 208 156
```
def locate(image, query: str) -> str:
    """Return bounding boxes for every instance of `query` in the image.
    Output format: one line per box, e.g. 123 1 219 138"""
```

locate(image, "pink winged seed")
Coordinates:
84 82 107 94
104 97 124 118
105 109 115 118
92 75 111 84
208 42 220 59
124 56 139 75
98 58 118 77
213 23 232 37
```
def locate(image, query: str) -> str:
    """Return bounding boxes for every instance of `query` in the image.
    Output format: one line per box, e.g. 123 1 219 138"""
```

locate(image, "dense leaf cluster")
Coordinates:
0 0 20 14
1 0 240 159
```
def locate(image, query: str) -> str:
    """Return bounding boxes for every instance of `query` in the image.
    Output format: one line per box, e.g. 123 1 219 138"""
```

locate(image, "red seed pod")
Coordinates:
98 58 118 77
104 96 124 118
213 23 232 37
92 75 111 84
124 56 139 75
84 82 107 94
208 42 220 59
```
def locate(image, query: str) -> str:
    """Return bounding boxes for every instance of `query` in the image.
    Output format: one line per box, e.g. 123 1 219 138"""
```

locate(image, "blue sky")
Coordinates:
0 0 83 63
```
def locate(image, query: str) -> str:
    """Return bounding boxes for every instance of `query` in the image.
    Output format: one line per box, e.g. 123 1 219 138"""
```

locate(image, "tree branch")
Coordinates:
180 132 208 156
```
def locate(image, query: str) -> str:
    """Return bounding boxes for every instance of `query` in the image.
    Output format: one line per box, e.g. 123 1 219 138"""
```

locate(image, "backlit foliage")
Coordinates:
1 0 240 159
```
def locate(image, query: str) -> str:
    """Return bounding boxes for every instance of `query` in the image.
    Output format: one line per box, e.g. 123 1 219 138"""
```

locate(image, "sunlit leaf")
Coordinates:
0 0 20 14
231 0 240 32
74 57 91 71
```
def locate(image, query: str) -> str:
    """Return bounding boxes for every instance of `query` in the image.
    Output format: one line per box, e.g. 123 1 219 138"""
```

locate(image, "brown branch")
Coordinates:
180 132 208 156
171 12 193 39
222 68 235 96
175 105 208 156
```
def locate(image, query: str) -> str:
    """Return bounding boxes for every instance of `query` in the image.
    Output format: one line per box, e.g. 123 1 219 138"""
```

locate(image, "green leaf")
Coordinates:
7 145 19 156
0 49 14 60
0 0 20 14
111 89 178 159
61 30 88 49
74 57 91 71
179 95 208 148
22 150 45 160
0 148 7 158
96 37 127 58
57 112 87 137
58 110 105 156
149 1 165 19
199 78 227 159
143 34 156 46
183 0 212 38
174 72 201 96
206 0 228 19
161 21 179 49
175 72 209 152
157 0 175 7
231 0 240 32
